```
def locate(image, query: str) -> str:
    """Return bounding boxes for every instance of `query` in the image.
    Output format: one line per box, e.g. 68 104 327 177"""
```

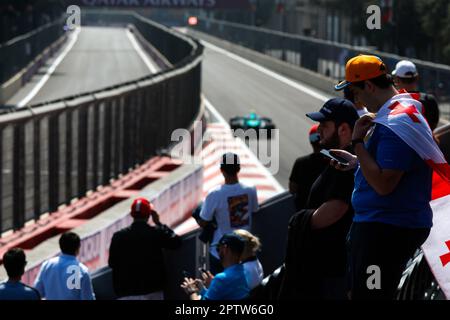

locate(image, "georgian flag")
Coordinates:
373 93 450 299
373 93 450 183
422 173 450 299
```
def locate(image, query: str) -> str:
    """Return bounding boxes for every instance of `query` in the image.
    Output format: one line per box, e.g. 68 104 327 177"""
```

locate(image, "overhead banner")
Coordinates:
72 0 251 9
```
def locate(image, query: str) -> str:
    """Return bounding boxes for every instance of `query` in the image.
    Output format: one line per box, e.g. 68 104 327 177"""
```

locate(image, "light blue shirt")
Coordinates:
34 254 95 300
200 264 249 300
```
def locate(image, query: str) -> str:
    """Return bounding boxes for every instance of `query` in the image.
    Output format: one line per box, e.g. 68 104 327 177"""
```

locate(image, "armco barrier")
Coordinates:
0 12 203 236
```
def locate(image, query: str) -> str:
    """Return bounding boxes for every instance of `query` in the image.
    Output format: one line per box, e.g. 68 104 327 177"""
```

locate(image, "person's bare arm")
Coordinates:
353 143 404 196
351 114 404 196
310 200 349 230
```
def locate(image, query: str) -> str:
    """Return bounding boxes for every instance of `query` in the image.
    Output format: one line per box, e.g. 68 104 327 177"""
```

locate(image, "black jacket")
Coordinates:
108 221 182 297
278 209 315 300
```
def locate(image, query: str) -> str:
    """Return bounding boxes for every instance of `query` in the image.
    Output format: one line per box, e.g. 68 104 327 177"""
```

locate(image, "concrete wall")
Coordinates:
0 162 203 284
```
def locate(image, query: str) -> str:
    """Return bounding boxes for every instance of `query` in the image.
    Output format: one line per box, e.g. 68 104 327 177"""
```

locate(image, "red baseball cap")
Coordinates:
309 124 320 143
130 197 155 218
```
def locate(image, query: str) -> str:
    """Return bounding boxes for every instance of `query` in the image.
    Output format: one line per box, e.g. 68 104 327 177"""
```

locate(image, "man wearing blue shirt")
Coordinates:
181 233 249 300
333 55 432 300
34 232 95 300
0 248 40 300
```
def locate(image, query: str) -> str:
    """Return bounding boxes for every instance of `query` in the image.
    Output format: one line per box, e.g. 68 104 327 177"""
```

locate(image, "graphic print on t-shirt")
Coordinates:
228 194 250 228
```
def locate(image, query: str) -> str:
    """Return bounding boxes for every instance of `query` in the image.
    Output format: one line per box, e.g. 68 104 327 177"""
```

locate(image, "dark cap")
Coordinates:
220 152 240 166
212 233 245 254
306 98 359 129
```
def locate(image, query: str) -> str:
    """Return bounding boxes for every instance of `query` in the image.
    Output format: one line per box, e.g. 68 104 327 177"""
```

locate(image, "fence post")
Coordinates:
65 110 73 203
33 119 41 220
92 102 100 189
78 106 88 198
48 114 60 213
113 99 122 179
13 124 26 230
103 100 112 186
122 95 131 173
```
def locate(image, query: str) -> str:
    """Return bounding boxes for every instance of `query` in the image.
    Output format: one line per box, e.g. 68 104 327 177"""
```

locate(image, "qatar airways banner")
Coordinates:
72 0 252 9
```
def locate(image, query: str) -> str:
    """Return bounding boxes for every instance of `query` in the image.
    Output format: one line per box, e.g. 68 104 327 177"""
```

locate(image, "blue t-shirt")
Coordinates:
201 264 249 300
352 124 433 228
0 281 40 300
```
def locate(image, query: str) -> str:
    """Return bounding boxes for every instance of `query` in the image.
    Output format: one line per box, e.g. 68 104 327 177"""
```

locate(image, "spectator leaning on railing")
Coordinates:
0 248 40 300
196 153 259 275
279 98 359 300
332 54 448 300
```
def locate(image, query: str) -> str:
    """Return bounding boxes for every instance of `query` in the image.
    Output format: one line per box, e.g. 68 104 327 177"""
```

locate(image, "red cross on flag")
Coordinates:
373 93 450 183
374 93 450 299
422 172 450 299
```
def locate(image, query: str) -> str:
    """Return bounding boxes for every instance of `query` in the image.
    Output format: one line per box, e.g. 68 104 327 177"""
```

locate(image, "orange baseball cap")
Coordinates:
335 55 387 91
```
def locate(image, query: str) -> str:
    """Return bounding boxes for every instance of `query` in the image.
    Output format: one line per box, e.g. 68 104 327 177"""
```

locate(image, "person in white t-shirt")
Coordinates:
198 153 259 275
233 229 264 290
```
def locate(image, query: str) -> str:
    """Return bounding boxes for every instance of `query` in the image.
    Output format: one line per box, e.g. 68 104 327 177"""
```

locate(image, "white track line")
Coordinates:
201 40 330 103
204 98 285 193
126 29 159 73
17 28 81 108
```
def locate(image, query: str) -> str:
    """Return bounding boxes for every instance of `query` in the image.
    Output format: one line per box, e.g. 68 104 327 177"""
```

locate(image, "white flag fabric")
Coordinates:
422 174 450 300
373 93 450 183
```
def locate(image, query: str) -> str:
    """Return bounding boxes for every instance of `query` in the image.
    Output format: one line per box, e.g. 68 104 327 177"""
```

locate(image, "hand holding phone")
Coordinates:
320 149 349 166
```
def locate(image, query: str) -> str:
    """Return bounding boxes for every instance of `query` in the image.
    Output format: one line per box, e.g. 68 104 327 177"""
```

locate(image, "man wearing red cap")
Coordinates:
289 124 328 210
108 197 181 300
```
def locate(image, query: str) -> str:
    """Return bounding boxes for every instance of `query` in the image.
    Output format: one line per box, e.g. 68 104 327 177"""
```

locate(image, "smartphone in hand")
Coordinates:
320 149 349 166
182 270 193 278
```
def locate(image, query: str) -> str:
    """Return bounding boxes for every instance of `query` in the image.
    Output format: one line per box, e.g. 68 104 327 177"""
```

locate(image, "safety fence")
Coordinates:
0 18 65 85
0 11 203 235
192 18 450 119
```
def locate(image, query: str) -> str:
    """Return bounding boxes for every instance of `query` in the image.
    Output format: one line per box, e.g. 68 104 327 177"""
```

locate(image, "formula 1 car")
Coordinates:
229 112 276 139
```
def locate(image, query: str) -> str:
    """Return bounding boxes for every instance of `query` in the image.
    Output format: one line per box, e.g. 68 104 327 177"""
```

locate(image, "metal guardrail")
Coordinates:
397 249 444 300
0 18 65 85
0 12 203 235
192 18 450 119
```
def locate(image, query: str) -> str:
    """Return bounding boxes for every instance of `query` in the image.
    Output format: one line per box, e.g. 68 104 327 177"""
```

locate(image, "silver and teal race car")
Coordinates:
229 112 276 139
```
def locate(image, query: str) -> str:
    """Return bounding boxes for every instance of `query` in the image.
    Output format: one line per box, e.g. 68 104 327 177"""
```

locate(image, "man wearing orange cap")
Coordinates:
108 197 181 300
289 124 328 210
333 55 435 300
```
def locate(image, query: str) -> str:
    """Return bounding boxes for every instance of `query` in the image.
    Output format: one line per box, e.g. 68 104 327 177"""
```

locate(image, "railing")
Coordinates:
0 18 65 85
192 18 450 120
0 11 203 235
